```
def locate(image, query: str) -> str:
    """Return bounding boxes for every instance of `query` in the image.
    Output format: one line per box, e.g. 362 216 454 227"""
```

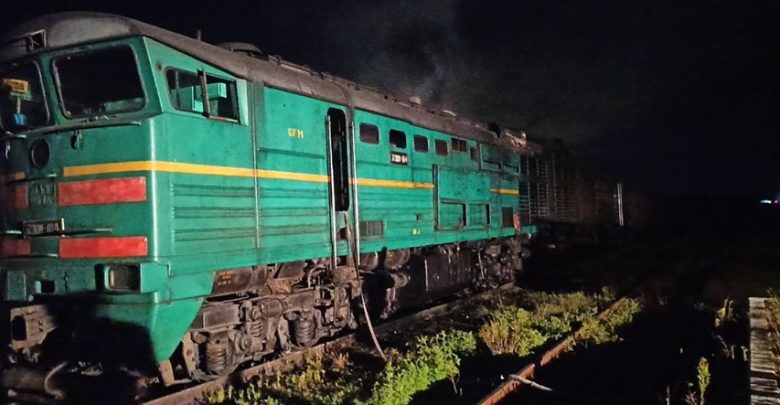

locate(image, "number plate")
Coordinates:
390 152 409 165
22 219 64 237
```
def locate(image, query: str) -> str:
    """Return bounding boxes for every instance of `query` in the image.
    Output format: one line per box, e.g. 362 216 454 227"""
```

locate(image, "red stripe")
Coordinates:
12 185 28 210
59 237 148 259
58 177 146 206
0 239 31 257
1 185 28 212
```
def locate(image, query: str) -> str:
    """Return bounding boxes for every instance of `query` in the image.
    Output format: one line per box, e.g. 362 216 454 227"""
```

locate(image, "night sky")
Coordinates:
3 1 778 197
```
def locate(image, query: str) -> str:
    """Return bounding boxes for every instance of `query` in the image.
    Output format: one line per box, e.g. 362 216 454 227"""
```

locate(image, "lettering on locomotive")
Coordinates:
287 127 304 138
28 182 55 207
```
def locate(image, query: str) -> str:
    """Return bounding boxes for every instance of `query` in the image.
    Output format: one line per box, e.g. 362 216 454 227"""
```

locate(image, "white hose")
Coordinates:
343 212 386 361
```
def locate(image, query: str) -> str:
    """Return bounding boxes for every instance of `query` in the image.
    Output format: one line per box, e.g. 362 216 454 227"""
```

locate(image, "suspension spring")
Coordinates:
205 341 229 374
246 319 265 338
292 317 316 346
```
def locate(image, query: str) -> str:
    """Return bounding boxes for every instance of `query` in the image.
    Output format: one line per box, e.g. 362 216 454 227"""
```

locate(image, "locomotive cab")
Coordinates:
0 14 285 383
0 23 196 369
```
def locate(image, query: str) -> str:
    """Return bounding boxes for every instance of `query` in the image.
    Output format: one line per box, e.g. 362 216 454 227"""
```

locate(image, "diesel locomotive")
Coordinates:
0 13 527 389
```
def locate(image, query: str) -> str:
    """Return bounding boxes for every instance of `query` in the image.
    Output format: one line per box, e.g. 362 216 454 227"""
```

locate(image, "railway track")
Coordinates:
476 294 637 405
142 284 516 405
477 240 725 405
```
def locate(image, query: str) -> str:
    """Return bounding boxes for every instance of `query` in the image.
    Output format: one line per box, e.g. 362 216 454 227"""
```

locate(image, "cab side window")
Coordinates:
166 70 200 112
206 75 238 120
166 69 238 121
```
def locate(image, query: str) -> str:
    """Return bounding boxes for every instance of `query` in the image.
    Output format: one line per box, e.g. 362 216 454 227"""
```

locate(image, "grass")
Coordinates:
696 357 710 405
204 330 477 405
368 330 476 405
204 289 642 405
203 351 364 405
576 297 642 346
478 306 548 356
479 291 600 356
525 291 600 338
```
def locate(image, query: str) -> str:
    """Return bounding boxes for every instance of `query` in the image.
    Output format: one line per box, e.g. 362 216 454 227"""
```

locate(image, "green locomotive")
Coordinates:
0 12 525 387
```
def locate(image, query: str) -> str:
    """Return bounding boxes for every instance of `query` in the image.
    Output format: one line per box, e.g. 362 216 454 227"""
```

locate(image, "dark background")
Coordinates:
3 0 779 202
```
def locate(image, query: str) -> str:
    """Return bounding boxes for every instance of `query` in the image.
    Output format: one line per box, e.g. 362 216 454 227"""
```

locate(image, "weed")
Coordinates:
478 306 548 356
368 330 477 405
480 292 603 355
577 298 642 345
204 383 281 405
204 351 364 405
696 357 710 405
596 286 616 304
577 317 613 345
522 291 598 324
525 291 600 339
331 352 351 372
683 383 698 405
530 314 572 339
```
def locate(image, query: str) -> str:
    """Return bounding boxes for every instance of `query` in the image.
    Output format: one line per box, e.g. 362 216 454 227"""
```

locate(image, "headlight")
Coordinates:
105 264 140 292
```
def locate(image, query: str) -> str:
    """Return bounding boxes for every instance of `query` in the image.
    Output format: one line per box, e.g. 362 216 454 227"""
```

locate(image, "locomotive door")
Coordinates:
326 108 350 265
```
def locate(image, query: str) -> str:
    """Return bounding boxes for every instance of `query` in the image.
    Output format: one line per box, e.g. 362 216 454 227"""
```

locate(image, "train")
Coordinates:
518 139 627 248
0 12 530 391
0 12 632 397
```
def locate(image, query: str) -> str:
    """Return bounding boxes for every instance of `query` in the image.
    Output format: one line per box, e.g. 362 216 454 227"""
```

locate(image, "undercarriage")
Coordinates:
1 238 522 397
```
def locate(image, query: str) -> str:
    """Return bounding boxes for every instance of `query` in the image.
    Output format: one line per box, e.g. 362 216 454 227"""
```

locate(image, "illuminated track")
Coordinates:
476 294 637 405
477 248 722 405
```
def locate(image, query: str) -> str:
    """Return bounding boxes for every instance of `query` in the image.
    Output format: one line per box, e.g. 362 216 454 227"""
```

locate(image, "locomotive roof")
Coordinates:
1 12 529 152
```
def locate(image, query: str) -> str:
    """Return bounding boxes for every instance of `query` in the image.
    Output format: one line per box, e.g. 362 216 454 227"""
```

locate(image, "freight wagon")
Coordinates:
518 139 625 247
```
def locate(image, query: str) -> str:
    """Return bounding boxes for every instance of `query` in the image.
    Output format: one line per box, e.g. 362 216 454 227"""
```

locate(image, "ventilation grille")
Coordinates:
360 220 384 237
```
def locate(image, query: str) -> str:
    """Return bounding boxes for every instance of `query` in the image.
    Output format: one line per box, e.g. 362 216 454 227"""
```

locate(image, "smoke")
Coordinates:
321 0 475 113
316 0 635 145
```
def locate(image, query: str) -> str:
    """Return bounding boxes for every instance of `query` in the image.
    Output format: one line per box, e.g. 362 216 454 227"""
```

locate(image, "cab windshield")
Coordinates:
0 62 48 130
54 46 145 118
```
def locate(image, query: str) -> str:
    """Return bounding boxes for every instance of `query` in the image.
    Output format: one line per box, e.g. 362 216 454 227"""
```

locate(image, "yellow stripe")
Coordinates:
64 161 330 183
155 161 256 178
64 160 433 189
64 161 154 177
490 188 520 196
353 178 434 189
64 161 258 178
257 169 329 183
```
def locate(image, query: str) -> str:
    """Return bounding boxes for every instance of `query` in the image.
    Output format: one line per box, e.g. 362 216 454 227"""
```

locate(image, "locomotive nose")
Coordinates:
1 125 151 266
